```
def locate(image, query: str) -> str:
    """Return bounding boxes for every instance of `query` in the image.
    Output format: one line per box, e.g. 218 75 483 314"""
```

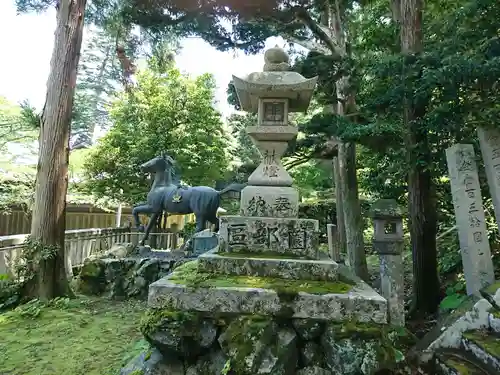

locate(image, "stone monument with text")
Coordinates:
147 46 389 324
446 143 495 295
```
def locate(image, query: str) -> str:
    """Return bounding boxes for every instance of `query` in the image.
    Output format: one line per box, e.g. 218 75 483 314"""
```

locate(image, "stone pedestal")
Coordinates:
446 144 495 295
240 186 299 217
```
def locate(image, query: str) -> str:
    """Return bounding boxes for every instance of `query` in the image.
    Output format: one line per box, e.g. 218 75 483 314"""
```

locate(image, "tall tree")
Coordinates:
16 0 87 299
72 27 122 147
81 66 230 204
394 0 440 316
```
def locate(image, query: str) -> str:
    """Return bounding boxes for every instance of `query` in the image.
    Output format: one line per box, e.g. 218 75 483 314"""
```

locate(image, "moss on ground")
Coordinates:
169 260 353 295
0 295 147 375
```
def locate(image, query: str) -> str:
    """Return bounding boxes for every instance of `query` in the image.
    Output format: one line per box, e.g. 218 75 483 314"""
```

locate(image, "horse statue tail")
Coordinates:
218 183 247 198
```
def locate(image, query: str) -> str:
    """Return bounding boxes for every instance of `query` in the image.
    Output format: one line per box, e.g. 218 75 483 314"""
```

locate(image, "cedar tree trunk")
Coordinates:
399 0 440 315
25 0 87 299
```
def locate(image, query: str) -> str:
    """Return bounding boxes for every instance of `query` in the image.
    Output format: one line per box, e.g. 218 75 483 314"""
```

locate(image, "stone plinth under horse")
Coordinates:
132 154 245 245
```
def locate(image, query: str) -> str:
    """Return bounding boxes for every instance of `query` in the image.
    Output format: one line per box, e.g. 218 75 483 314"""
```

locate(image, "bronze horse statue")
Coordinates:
132 154 245 245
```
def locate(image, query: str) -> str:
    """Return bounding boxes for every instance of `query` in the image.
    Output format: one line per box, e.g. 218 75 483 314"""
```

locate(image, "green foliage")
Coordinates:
14 237 60 283
81 66 230 204
0 275 21 311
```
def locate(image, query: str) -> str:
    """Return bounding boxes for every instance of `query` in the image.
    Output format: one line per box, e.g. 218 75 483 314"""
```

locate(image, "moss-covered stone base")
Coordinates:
124 308 415 375
147 261 387 322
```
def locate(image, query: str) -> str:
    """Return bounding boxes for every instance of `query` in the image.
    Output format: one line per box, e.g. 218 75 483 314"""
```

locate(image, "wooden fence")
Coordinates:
0 227 182 277
0 204 195 236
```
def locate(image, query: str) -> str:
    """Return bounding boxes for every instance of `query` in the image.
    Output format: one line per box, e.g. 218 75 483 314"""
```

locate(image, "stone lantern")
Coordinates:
232 46 318 218
370 199 405 326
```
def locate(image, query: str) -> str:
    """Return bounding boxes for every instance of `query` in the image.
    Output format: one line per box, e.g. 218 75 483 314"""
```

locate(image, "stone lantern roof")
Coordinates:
232 46 318 113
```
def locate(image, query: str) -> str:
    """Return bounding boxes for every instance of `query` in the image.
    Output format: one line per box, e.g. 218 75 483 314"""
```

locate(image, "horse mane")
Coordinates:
169 165 182 185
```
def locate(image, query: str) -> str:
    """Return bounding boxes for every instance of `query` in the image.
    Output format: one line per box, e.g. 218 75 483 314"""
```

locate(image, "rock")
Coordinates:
300 341 324 367
185 349 228 375
77 258 105 295
106 243 136 258
76 256 185 299
296 366 333 375
141 310 218 360
293 319 325 341
322 323 395 375
120 348 184 375
219 316 298 375
136 259 161 283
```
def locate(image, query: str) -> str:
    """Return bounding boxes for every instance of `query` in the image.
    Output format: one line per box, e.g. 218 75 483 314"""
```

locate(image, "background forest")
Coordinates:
1 0 499 319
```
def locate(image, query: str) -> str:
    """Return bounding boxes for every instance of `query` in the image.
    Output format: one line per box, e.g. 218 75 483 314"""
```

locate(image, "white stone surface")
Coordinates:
478 126 500 233
148 275 388 323
240 186 299 217
445 144 495 295
427 298 493 351
247 140 294 186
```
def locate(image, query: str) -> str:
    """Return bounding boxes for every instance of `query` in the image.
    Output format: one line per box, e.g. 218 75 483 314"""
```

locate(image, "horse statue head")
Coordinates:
140 152 175 174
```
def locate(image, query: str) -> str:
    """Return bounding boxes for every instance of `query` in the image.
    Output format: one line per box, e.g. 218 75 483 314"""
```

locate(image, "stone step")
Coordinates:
461 331 500 372
197 249 339 281
147 260 388 323
434 349 493 375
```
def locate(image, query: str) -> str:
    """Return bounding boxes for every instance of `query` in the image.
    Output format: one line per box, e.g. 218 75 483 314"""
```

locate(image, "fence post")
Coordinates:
370 199 405 327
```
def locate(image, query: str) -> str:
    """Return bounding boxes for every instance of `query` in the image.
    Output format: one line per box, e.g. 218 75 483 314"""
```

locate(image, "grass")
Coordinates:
0 295 148 375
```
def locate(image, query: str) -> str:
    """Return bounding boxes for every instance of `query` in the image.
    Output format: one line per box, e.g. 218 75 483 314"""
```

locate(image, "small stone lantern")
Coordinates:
370 199 405 327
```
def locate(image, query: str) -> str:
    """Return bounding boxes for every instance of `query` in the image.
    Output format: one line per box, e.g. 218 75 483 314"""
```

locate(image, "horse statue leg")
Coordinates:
195 215 207 233
132 204 155 232
140 211 161 246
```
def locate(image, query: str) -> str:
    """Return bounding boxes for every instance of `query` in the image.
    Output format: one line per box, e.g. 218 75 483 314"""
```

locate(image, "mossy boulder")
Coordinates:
119 348 184 375
296 367 333 375
321 322 404 375
218 316 298 375
140 309 218 360
185 349 228 375
300 341 324 367
292 319 325 341
76 258 181 299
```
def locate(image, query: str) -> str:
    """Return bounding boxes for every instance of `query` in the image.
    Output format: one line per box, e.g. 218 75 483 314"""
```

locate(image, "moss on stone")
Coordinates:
483 281 500 296
169 260 353 295
217 251 314 260
139 308 200 337
220 316 275 373
128 370 144 375
463 330 500 357
444 357 473 375
325 320 415 368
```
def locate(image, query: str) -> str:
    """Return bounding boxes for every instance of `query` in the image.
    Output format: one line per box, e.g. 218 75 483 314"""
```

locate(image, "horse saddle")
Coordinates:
170 184 187 203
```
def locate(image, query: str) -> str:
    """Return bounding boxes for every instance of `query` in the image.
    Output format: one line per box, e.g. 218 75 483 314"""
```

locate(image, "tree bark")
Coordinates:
338 142 368 280
25 0 87 299
332 156 346 253
399 0 440 315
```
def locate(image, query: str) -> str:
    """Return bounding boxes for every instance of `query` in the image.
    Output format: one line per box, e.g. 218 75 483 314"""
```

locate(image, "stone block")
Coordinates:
147 272 387 323
219 215 319 259
240 185 299 217
197 249 339 281
192 229 219 256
